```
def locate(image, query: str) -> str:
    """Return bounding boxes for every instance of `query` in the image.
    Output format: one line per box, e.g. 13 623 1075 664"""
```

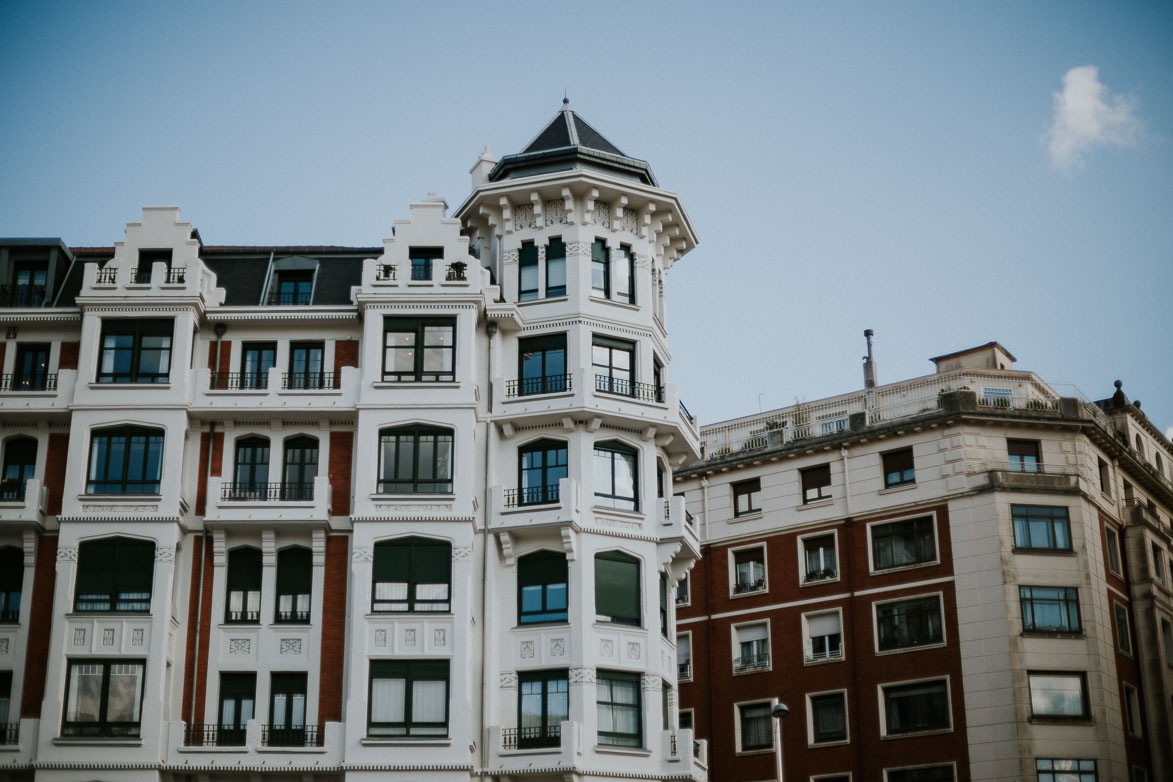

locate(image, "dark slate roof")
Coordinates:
491 101 657 186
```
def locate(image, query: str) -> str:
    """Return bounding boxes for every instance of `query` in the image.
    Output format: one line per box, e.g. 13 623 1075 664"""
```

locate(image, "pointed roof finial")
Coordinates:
563 89 570 109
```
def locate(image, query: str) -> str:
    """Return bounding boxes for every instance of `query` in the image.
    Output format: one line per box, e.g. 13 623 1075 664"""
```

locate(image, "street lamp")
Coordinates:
771 698 788 782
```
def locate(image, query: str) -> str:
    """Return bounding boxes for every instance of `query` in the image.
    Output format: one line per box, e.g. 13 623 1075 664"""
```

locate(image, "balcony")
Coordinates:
282 372 337 391
261 724 319 747
733 652 769 673
204 475 331 523
489 721 579 768
505 374 572 399
184 723 247 747
677 661 692 679
662 495 700 559
195 366 358 410
170 720 341 764
732 579 766 596
0 284 46 307
209 371 270 391
968 460 1081 494
0 373 57 392
0 478 47 526
504 484 560 508
595 374 664 403
1126 498 1169 532
0 722 17 745
501 724 561 750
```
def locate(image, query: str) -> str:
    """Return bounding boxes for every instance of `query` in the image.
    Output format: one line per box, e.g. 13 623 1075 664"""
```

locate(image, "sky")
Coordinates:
2 1 1171 436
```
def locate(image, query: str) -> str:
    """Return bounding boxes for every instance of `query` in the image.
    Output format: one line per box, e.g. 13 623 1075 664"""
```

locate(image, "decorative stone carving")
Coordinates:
596 515 641 531
228 638 250 654
520 640 535 659
502 249 519 265
404 629 416 647
544 200 567 225
599 639 614 657
626 641 641 660
0 638 7 654
633 252 651 269
73 628 85 646
155 546 175 562
550 638 565 657
58 547 78 562
352 547 373 563
80 504 159 514
131 628 144 647
499 671 518 689
641 673 661 691
452 546 473 561
622 208 639 235
568 667 596 685
374 629 387 647
514 203 536 230
372 503 454 514
434 628 446 647
102 629 115 646
280 638 302 655
595 201 611 228
565 241 591 258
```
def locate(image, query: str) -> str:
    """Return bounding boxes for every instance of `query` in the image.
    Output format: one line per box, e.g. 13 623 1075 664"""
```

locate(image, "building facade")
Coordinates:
674 342 1173 782
0 104 707 782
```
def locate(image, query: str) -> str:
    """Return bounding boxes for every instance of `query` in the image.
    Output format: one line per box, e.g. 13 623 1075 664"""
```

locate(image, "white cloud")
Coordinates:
1046 65 1142 172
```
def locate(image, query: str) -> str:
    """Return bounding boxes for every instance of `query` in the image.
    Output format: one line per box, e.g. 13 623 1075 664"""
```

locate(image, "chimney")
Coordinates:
469 145 497 190
863 329 877 389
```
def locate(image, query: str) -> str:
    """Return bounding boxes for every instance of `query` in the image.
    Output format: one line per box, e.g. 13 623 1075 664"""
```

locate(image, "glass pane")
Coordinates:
371 678 405 722
106 663 143 722
412 680 446 723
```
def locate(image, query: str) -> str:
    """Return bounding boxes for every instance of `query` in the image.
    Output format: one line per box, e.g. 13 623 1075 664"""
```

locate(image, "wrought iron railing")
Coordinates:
594 374 664 402
0 284 46 307
733 652 769 672
0 606 20 621
95 267 117 284
184 723 247 746
804 568 837 583
225 610 260 624
266 291 312 305
806 643 843 662
210 371 269 390
670 732 678 756
261 724 318 747
2 479 29 501
504 485 560 507
282 372 335 390
501 724 561 749
0 722 17 745
129 268 152 284
276 608 311 623
678 661 691 679
166 267 186 284
376 263 396 281
220 482 314 501
967 461 1080 475
506 374 572 398
0 373 57 392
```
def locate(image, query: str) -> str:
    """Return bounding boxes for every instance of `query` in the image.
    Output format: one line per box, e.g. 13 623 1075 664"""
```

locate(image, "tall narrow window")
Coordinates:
1105 526 1122 575
239 342 276 389
518 550 568 624
287 342 325 390
732 547 766 594
517 334 567 396
225 547 262 624
0 547 22 622
595 551 640 626
87 427 164 494
614 244 634 304
74 537 154 612
809 691 848 744
871 516 936 570
738 702 772 751
10 261 47 307
594 441 638 511
734 622 770 672
282 436 318 500
802 533 838 582
1098 458 1112 495
596 671 641 747
97 319 173 383
518 241 539 301
13 343 51 390
517 439 567 506
135 249 171 284
1114 603 1132 655
877 595 945 650
801 464 832 503
659 572 669 637
232 436 270 498
1152 542 1166 585
1 436 37 501
677 634 692 680
268 673 308 746
882 448 916 488
592 336 635 397
62 660 145 737
369 660 449 737
276 547 312 623
378 426 454 494
591 239 609 298
217 673 255 745
518 670 568 748
545 238 566 297
805 611 843 661
1007 439 1041 473
0 670 11 735
382 317 456 382
372 537 451 613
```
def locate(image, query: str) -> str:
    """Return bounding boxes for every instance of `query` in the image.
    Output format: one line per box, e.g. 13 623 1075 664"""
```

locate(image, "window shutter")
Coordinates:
738 623 768 643
807 613 840 636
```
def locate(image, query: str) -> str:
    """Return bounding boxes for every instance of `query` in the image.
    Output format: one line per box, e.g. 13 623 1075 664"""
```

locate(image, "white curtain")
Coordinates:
371 678 406 723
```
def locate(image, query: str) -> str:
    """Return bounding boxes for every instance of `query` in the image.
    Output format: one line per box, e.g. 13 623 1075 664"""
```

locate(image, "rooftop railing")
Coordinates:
0 284 46 307
0 373 56 392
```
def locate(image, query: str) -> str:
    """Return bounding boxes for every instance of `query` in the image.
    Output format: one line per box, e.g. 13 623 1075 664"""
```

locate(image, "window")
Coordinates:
659 572 669 637
592 336 634 397
802 532 838 582
801 464 832 503
883 448 916 488
737 701 772 752
1161 619 1173 666
591 239 609 298
517 439 567 505
1019 587 1081 634
887 766 956 782
805 611 843 661
372 537 451 613
276 547 312 623
369 660 449 737
268 673 308 746
239 342 276 389
678 709 693 731
732 478 761 517
1123 683 1141 736
593 441 638 511
675 573 690 606
734 622 770 672
596 671 641 747
1132 768 1148 782
1012 505 1071 551
0 547 21 622
74 537 154 612
377 426 453 494
1152 542 1166 585
269 270 313 304
1 436 36 501
519 241 539 301
87 426 164 494
1098 458 1111 495
546 238 566 297
287 342 325 390
1135 434 1145 459
97 319 172 383
595 551 640 625
809 691 848 744
677 633 692 680
282 436 318 500
881 678 950 735
1114 603 1132 655
1105 526 1122 576
517 334 567 396
1036 760 1096 782
876 595 944 651
518 550 568 624
614 244 634 304
134 249 171 284
225 547 261 623
871 516 936 570
732 547 766 594
62 660 145 737
10 261 46 306
232 436 270 497
382 317 456 382
518 670 568 748
409 247 442 281
0 670 10 731
217 673 255 745
13 342 51 390
1007 439 1041 472
1028 672 1088 719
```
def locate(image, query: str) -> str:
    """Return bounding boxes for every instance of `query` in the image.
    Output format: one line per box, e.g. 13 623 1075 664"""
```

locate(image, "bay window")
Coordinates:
871 515 937 570
596 671 641 747
372 537 451 613
595 551 640 626
97 318 172 383
378 426 453 494
382 317 455 382
86 426 164 494
369 660 449 737
74 537 154 613
518 550 568 624
593 441 638 511
62 660 145 737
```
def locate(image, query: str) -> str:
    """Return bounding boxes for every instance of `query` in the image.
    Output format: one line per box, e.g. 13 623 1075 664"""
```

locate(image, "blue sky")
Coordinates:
2 1 1170 433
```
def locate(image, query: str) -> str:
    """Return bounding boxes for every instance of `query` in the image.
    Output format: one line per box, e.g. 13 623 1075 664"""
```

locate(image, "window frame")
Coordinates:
217 672 256 745
61 659 146 738
1027 671 1089 721
729 544 767 596
1122 682 1142 737
674 572 690 607
801 463 832 504
368 660 449 738
517 333 568 397
1151 541 1166 585
1011 504 1072 552
878 676 952 738
232 435 270 496
731 619 771 674
1160 617 1173 667
882 448 916 489
74 536 154 613
1019 586 1081 636
281 435 318 499
592 335 635 398
239 342 276 389
225 546 262 624
1105 524 1123 577
518 240 539 301
676 631 693 681
377 425 454 495
802 608 844 664
96 318 173 384
732 478 761 517
596 670 641 748
590 239 610 299
517 438 567 506
1 435 37 502
593 440 639 512
545 237 566 298
275 546 312 624
0 546 23 622
614 243 635 305
807 688 849 746
883 764 957 782
85 426 165 495
874 592 946 653
517 669 569 748
381 316 456 383
867 514 939 573
1113 601 1132 656
1035 760 1097 782
734 699 774 754
594 550 641 626
1006 438 1041 472
798 530 839 585
371 537 452 614
517 549 568 625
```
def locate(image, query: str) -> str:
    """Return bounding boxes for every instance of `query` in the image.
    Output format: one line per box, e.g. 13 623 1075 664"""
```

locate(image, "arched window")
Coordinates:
282 436 318 500
0 547 22 622
372 537 451 613
276 547 312 623
1135 434 1145 459
595 550 640 626
594 441 639 511
74 537 155 613
378 426 453 494
1 436 37 501
518 550 568 624
86 426 164 494
225 547 262 624
232 436 270 498
1156 452 1165 477
517 439 567 506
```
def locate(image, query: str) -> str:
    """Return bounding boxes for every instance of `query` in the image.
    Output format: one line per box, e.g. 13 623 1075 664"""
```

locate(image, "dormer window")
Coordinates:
8 262 47 307
133 249 172 284
269 271 313 305
410 247 443 281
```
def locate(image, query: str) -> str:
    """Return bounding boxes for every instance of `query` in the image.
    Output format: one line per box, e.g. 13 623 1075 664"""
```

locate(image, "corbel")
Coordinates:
588 417 602 432
643 426 657 441
613 195 628 233
531 192 543 227
560 526 576 561
497 531 515 567
640 202 656 240
561 416 576 431
499 196 514 235
583 188 599 225
655 433 675 447
561 187 577 225
500 422 515 439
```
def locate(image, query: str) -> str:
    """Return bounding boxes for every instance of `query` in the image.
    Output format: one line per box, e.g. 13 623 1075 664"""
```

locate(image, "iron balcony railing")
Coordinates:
220 482 314 501
445 262 467 281
807 642 843 662
594 374 664 402
210 371 269 390
732 578 766 595
0 722 17 745
678 661 692 679
225 610 261 624
166 267 186 284
266 291 312 305
804 568 838 583
95 267 117 284
261 724 318 747
375 263 396 281
129 268 152 284
184 723 246 746
0 479 26 502
411 259 433 280
506 374 572 398
504 485 560 507
501 724 561 750
0 373 56 392
0 284 46 307
670 733 678 756
733 652 770 672
282 372 336 390
1 606 20 621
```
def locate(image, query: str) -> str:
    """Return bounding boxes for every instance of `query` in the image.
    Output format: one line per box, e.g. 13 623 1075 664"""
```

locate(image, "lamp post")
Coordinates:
770 698 788 782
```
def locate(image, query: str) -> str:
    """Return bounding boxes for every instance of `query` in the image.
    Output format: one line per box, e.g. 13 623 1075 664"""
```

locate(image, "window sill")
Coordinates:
365 611 454 620
518 296 569 307
77 493 163 501
256 744 328 753
177 743 247 753
594 744 651 756
808 738 850 748
869 560 939 576
803 655 846 667
1011 547 1076 556
731 510 763 522
503 389 575 403
1021 631 1084 640
879 483 917 494
799 576 841 588
729 587 769 600
798 498 834 510
361 737 451 746
591 506 645 522
1027 716 1092 725
593 620 642 630
371 381 459 389
512 621 571 631
205 388 269 395
588 296 641 312
875 641 947 656
53 737 143 746
276 388 342 396
66 611 152 618
732 666 772 677
88 383 172 389
499 744 563 756
370 493 456 504
880 727 952 740
734 747 775 757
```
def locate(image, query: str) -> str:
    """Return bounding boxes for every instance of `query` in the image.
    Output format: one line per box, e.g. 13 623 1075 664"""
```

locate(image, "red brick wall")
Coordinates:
334 339 358 389
318 534 349 725
210 432 224 478
196 433 210 516
216 341 232 376
180 536 214 726
21 534 57 717
43 433 69 515
328 431 353 516
57 340 80 370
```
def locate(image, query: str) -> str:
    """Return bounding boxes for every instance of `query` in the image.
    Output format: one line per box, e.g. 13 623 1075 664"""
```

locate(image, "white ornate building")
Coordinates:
0 103 706 782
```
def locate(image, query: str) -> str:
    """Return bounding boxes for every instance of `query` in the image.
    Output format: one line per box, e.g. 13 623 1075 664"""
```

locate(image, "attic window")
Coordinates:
134 249 172 285
269 270 314 305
